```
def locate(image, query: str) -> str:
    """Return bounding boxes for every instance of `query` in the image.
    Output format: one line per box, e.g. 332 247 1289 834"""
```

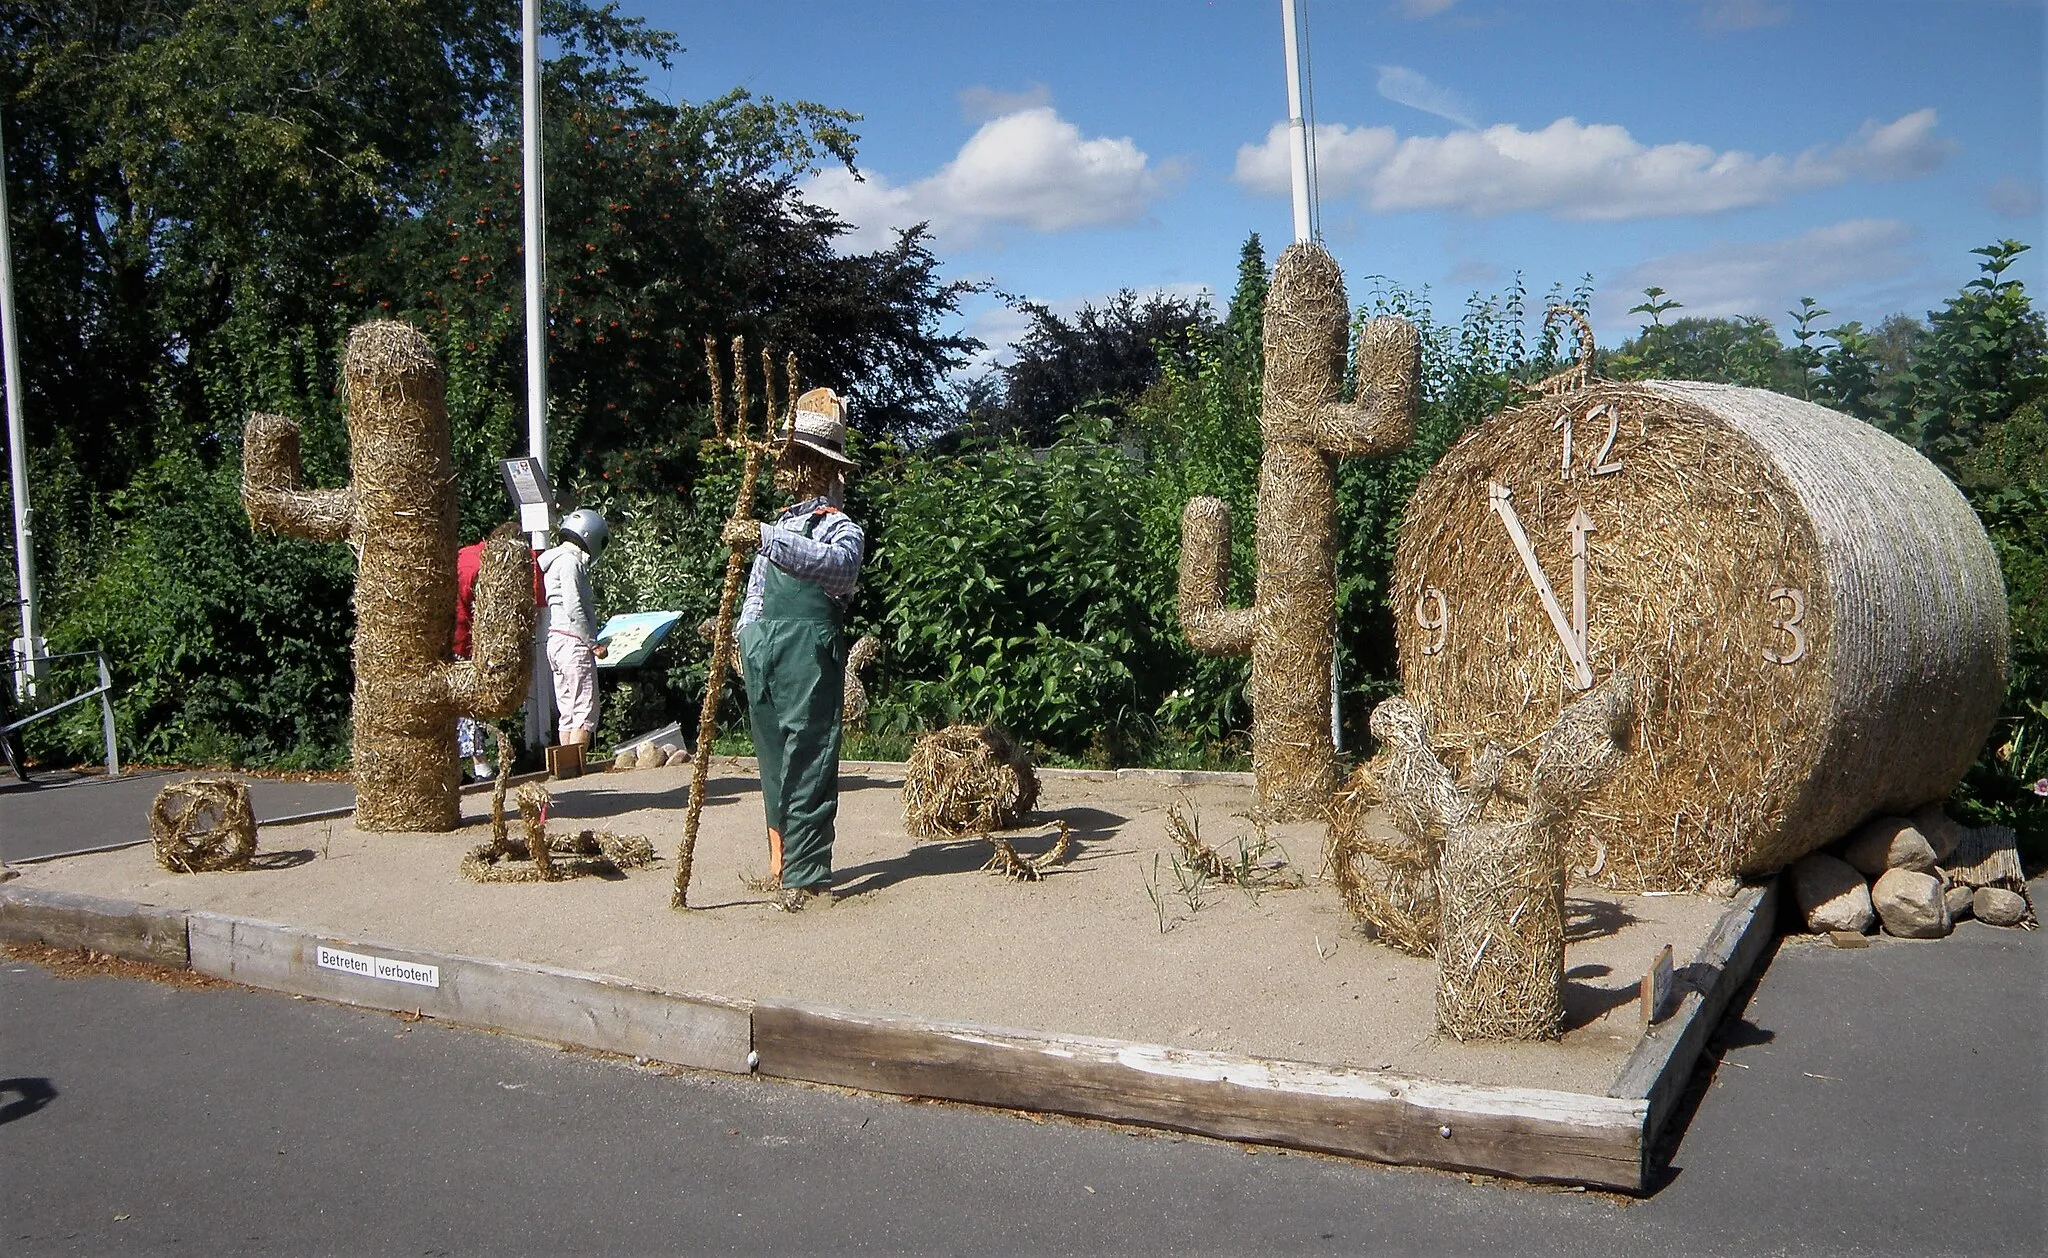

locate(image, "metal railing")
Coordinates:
2 647 120 780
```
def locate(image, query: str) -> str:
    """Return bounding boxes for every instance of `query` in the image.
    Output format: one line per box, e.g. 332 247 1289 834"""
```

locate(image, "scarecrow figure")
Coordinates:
721 388 866 911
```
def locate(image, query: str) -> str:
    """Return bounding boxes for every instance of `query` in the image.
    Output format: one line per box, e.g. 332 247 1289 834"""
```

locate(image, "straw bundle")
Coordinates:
1433 678 1639 1042
901 724 1037 838
1394 380 2007 888
149 778 257 873
243 321 536 832
462 779 655 883
842 634 881 728
1178 243 1421 820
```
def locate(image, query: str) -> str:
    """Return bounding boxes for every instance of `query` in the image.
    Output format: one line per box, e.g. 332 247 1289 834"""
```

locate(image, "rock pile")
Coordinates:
1789 806 2034 939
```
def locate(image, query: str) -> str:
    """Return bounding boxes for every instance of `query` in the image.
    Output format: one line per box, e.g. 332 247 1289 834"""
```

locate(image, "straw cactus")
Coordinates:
1178 242 1422 819
242 321 536 832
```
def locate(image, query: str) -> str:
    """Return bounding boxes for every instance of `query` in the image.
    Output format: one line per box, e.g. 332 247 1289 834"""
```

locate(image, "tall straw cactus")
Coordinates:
1178 242 1422 819
242 321 536 831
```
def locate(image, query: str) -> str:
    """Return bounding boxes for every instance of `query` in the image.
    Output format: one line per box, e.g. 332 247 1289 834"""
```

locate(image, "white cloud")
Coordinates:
1376 66 1480 129
958 83 1052 123
804 107 1182 251
1987 176 2044 219
1598 220 1917 325
1696 0 1791 32
1233 109 1952 221
1396 0 1460 18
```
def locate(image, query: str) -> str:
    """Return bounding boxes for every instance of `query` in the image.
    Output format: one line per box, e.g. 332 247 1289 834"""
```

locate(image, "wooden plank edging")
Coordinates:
1607 877 1782 1151
753 999 1649 1190
0 885 191 967
184 912 753 1075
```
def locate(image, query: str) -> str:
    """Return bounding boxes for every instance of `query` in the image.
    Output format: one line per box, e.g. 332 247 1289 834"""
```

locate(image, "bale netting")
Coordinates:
902 725 1038 838
1394 380 2008 889
150 778 257 873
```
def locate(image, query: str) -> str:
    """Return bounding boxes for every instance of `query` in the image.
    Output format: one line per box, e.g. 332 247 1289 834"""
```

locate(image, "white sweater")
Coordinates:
538 543 596 642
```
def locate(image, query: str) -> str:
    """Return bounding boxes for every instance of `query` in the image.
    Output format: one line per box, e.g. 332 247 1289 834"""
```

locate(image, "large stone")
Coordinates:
1972 887 2031 928
1872 868 1951 938
1943 884 1974 921
1790 851 1875 934
1909 804 1964 863
1840 817 1938 877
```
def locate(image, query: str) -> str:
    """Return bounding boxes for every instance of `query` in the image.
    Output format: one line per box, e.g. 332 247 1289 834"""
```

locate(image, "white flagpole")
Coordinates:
0 105 46 699
1281 0 1314 245
1281 1 1340 751
521 0 554 747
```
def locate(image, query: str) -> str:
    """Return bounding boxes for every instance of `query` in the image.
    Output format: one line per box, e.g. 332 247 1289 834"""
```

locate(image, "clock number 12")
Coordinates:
1552 403 1626 480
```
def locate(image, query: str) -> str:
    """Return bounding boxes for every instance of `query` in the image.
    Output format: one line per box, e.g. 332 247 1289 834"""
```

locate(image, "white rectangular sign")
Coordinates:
315 945 441 989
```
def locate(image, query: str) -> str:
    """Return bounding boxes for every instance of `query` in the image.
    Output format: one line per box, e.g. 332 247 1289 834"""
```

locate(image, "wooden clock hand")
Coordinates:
1487 482 1595 690
1570 506 1595 655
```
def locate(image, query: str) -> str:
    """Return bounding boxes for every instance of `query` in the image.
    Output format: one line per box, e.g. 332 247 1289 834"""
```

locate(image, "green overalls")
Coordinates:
739 510 849 891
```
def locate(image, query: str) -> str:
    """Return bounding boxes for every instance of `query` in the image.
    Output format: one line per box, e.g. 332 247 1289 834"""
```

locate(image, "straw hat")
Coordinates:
785 387 858 467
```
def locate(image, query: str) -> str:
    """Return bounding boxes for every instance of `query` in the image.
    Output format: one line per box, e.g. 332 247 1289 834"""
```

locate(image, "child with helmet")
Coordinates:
539 507 610 754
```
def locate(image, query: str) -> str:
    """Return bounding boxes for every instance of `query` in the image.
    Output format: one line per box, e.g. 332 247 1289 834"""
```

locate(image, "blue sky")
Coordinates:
632 0 2045 371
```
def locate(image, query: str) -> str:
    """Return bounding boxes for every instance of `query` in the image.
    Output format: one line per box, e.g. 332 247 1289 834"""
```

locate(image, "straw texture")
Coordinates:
149 778 257 873
242 321 536 832
1393 381 2007 888
902 724 1038 838
1177 243 1421 820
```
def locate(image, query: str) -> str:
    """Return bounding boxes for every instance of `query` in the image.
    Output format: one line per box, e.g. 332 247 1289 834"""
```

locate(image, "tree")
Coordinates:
1882 240 2046 471
984 289 1212 445
0 0 983 765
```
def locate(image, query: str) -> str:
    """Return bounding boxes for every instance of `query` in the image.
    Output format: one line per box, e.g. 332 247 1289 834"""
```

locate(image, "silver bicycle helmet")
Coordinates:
559 508 609 559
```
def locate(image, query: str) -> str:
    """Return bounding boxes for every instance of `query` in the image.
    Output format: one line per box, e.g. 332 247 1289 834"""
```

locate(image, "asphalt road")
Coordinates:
3 919 2041 1257
1 769 355 864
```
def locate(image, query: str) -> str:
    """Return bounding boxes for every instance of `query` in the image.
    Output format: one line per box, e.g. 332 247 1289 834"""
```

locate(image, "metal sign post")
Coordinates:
0 106 47 702
521 0 553 749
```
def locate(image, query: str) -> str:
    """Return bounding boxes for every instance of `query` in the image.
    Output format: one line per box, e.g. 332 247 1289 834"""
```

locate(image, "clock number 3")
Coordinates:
1552 403 1626 480
1764 587 1807 665
1414 586 1448 656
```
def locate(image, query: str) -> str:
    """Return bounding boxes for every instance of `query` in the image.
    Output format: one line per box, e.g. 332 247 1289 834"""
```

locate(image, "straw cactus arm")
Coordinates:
241 412 354 541
1314 317 1423 458
1178 497 1255 655
431 535 538 719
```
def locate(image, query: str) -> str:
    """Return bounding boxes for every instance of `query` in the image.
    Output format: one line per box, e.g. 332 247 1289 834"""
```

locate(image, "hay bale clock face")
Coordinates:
1393 380 2008 889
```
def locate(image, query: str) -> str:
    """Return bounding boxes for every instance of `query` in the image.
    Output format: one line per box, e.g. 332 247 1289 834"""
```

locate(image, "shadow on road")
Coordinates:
0 1076 58 1126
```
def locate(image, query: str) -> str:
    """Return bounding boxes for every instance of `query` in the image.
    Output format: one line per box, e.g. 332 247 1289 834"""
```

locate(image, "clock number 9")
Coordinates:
1763 587 1807 665
1415 585 1448 656
1551 403 1626 480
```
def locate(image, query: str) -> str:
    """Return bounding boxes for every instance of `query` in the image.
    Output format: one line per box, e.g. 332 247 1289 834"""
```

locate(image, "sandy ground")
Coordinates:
15 761 1730 1093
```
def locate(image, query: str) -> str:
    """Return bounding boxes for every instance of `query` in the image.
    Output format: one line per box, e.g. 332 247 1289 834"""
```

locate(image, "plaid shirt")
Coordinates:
737 497 866 628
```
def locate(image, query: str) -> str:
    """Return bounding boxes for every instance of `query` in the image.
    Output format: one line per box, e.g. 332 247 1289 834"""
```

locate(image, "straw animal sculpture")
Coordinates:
983 821 1075 881
461 759 655 883
674 338 798 909
242 322 536 832
1178 242 1422 820
1394 380 2008 889
150 777 257 873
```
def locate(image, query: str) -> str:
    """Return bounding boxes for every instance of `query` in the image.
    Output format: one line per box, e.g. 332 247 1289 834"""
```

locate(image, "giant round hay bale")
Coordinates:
1394 380 2008 888
901 725 1037 838
150 778 257 873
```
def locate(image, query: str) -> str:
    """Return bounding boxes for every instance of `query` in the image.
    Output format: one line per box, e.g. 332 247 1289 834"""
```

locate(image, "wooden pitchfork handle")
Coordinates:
673 340 793 909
